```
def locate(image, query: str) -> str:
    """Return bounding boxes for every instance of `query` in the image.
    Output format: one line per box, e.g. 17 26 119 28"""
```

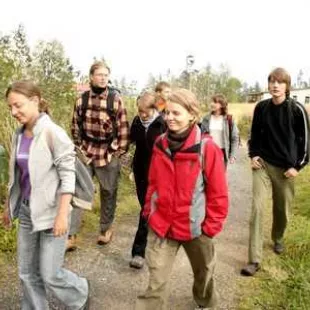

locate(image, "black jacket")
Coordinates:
130 115 167 179
249 98 310 170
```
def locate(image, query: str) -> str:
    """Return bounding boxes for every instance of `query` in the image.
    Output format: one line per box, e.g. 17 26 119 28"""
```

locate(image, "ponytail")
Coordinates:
39 98 50 115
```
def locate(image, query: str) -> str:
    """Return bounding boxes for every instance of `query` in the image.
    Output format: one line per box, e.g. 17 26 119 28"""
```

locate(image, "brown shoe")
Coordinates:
240 263 260 276
66 235 77 252
97 229 113 245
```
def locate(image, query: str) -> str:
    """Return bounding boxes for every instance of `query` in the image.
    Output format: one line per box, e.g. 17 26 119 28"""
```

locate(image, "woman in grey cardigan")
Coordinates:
201 94 239 166
2 81 90 310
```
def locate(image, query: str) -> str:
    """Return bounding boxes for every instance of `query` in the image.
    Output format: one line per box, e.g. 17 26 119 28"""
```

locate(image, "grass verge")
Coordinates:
238 166 310 309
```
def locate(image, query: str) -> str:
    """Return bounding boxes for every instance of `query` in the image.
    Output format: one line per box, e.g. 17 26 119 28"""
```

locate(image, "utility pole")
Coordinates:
186 55 195 91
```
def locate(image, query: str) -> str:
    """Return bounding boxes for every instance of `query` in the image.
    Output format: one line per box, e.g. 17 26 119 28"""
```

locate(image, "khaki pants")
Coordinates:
135 230 217 310
249 160 295 263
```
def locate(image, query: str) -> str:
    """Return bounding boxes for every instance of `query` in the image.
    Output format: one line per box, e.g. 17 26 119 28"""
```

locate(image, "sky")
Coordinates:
1 0 310 90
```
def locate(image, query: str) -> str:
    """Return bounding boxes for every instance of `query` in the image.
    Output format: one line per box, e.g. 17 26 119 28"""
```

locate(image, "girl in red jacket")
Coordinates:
135 89 229 310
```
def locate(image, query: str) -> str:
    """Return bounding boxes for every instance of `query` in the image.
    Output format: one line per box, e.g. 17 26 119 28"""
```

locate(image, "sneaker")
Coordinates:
66 235 77 252
273 242 284 255
129 256 145 269
80 279 90 310
240 262 260 276
97 228 113 245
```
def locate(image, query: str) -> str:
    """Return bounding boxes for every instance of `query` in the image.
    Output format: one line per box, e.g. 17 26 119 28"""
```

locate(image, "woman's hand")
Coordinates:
53 214 68 237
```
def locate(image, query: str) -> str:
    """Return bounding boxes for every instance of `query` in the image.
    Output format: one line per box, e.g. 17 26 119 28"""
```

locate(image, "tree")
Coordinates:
30 40 77 129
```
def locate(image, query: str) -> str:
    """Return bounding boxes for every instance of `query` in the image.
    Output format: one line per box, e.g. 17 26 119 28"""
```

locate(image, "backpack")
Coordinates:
77 87 120 144
45 130 95 211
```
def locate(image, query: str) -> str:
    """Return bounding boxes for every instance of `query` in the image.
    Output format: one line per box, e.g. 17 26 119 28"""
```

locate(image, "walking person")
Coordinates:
201 94 239 167
135 89 228 310
241 68 310 276
68 61 129 250
129 91 166 269
154 81 171 114
2 80 90 309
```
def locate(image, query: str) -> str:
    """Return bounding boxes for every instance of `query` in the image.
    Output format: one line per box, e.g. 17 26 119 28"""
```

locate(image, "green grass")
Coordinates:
238 166 310 309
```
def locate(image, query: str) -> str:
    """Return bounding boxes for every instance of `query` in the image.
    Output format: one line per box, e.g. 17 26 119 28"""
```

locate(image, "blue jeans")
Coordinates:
18 201 88 309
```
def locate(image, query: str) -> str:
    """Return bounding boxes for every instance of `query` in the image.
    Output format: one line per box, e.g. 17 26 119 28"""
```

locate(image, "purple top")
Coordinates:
16 134 33 200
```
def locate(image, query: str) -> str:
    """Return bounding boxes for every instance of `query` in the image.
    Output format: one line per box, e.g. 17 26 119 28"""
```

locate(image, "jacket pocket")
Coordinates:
44 180 59 207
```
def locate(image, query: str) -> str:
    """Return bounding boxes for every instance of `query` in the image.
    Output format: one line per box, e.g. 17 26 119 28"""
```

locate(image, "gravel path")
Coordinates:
0 147 252 310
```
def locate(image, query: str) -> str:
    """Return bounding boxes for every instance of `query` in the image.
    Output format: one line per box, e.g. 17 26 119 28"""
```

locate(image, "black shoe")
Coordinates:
80 279 90 310
240 263 260 276
273 242 284 255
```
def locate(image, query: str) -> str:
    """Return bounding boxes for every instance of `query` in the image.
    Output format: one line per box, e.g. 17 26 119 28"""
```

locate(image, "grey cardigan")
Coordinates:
200 114 239 160
8 113 75 232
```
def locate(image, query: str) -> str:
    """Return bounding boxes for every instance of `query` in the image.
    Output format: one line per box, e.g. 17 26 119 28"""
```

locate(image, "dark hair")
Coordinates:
268 67 291 97
211 94 228 115
136 91 157 109
155 81 171 93
6 80 49 114
89 61 111 75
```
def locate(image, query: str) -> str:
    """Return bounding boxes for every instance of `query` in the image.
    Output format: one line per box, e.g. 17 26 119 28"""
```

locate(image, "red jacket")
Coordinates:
144 125 228 241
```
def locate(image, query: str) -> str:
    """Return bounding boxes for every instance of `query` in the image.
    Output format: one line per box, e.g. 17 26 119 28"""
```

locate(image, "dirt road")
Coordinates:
0 147 252 310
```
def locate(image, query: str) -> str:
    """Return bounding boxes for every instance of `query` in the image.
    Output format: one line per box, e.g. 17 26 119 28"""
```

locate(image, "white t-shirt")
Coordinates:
209 115 224 148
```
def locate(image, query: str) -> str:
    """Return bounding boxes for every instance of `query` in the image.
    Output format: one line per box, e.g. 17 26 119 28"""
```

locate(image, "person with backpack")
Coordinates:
135 89 228 310
200 94 239 167
241 68 310 277
68 61 129 250
129 91 167 269
1 80 90 309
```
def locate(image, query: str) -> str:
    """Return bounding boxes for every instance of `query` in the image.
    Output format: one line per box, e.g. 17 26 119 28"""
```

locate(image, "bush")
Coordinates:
237 114 252 141
0 218 17 253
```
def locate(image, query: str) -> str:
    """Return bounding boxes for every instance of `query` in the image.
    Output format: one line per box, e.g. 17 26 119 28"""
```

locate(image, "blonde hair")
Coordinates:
168 89 200 123
136 90 157 109
89 61 111 75
6 80 50 114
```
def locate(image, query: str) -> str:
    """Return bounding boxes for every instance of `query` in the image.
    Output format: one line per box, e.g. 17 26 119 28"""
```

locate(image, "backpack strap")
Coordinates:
77 91 90 139
106 87 119 140
199 136 209 185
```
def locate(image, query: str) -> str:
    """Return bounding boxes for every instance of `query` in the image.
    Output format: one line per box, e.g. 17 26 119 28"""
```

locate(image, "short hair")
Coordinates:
155 81 171 93
136 90 157 109
6 80 49 114
168 88 200 124
268 67 291 97
89 61 111 75
211 94 228 115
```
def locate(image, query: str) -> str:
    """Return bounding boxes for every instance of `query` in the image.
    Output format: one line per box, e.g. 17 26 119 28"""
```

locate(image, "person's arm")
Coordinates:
71 98 82 146
248 102 263 158
142 148 158 219
115 95 130 155
48 127 76 236
200 115 210 133
229 119 239 160
293 103 310 171
129 116 138 144
201 141 229 237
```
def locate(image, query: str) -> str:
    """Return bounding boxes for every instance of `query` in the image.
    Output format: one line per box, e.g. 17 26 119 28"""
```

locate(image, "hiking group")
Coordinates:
2 61 309 310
